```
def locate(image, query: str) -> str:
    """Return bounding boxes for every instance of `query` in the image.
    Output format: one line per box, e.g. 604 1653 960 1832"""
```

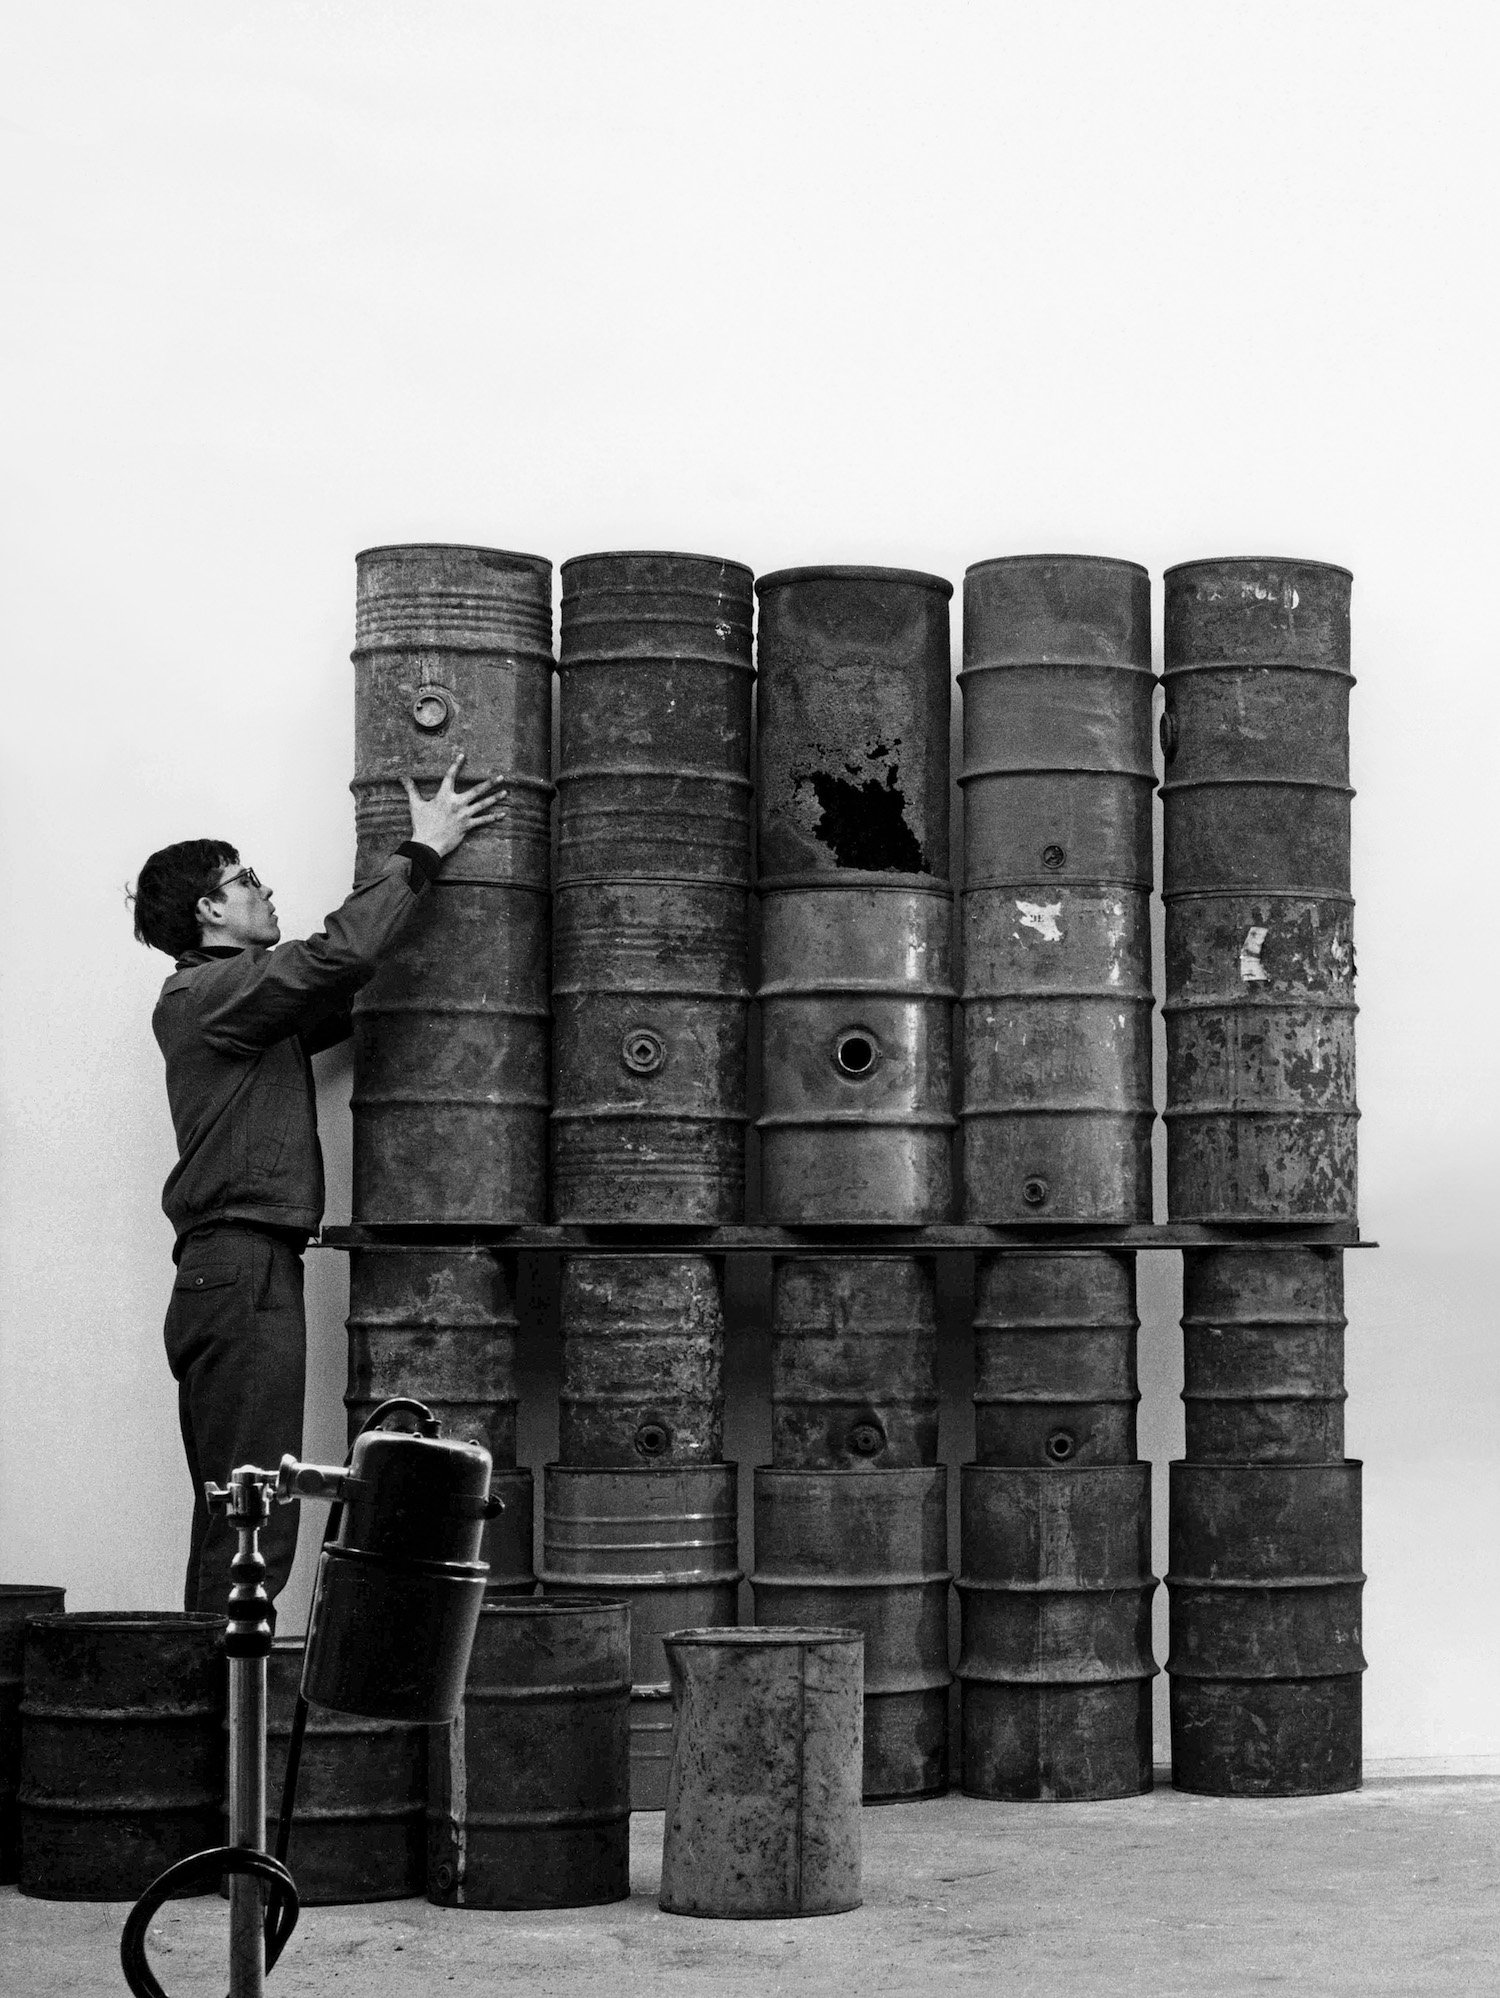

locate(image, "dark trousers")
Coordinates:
164 1225 306 1613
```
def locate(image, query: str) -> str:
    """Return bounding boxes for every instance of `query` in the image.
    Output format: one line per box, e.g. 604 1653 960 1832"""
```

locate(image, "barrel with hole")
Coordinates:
1182 1247 1346 1462
539 1463 741 1810
973 1250 1139 1467
559 1255 724 1466
758 882 955 1223
960 555 1155 1222
1161 557 1357 1222
771 1255 938 1468
958 1464 1156 1800
18 1613 225 1899
754 565 953 887
752 1467 951 1799
428 1597 630 1908
1168 1460 1364 1795
0 1585 64 1882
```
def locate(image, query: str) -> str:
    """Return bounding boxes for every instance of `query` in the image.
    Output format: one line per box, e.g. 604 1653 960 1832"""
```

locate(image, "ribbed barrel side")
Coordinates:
0 1586 65 1883
973 1250 1139 1467
559 1255 725 1466
771 1255 939 1468
1182 1247 1346 1463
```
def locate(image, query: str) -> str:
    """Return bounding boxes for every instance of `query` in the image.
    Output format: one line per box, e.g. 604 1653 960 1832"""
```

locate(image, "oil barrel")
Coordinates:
973 1250 1139 1467
754 566 953 887
559 1254 725 1466
751 1467 950 1799
960 555 1155 1222
0 1585 64 1882
538 1463 741 1810
958 1464 1156 1800
770 1254 939 1468
1168 1460 1364 1795
1181 1247 1346 1462
255 1640 425 1903
18 1613 224 1899
552 551 753 1223
757 881 955 1223
660 1628 864 1919
428 1597 630 1909
1161 557 1357 1222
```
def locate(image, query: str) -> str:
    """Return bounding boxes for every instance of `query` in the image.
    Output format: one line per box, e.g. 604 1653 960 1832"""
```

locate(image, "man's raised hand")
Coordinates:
402 754 507 858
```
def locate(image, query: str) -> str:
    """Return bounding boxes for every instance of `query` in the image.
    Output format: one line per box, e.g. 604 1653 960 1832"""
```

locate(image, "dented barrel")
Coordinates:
559 1255 725 1466
1161 558 1357 1222
752 1467 951 1799
19 1613 225 1899
428 1598 630 1909
1182 1248 1346 1463
552 552 753 1223
973 1250 1139 1467
0 1586 64 1883
754 566 953 885
1168 1460 1364 1794
539 1463 740 1809
771 1255 939 1468
961 556 1155 1222
958 1465 1156 1800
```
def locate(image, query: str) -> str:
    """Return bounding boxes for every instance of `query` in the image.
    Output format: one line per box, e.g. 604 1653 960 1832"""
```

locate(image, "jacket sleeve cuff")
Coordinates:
395 840 443 889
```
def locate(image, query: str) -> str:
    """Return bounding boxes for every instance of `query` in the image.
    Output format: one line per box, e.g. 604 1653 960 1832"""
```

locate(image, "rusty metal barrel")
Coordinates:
539 1463 741 1810
0 1586 64 1883
1161 557 1357 1221
958 1465 1156 1800
752 1468 950 1799
559 1254 724 1466
552 551 754 1223
660 1627 864 1919
18 1613 225 1899
973 1250 1139 1467
428 1597 630 1909
770 1255 939 1468
259 1640 425 1903
960 555 1155 1222
1168 1460 1364 1794
757 882 955 1223
350 544 553 1225
1182 1247 1346 1462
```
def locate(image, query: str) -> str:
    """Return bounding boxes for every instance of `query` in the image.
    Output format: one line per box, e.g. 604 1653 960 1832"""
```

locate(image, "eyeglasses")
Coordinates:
217 866 264 893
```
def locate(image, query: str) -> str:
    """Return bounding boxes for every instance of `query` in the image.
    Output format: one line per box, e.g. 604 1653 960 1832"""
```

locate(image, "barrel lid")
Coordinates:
964 553 1148 580
756 564 953 599
355 542 552 576
25 1611 223 1628
560 549 755 580
664 1625 864 1647
1163 555 1353 581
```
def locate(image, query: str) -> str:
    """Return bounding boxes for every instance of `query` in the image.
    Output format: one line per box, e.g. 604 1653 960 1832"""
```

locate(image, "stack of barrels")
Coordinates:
541 553 753 1810
749 568 955 1799
1161 558 1363 1795
956 557 1159 1799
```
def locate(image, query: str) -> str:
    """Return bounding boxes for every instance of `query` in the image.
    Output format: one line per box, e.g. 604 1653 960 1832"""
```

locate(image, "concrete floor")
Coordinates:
6 1775 1497 1997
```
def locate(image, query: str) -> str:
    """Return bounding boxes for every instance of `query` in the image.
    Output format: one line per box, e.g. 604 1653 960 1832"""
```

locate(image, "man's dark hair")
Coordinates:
130 839 239 958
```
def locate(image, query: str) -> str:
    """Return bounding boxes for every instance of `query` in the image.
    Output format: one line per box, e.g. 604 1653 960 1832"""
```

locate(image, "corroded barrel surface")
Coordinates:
351 881 549 1224
754 566 953 885
539 1464 740 1809
958 1465 1156 1800
1168 1460 1364 1795
1182 1247 1346 1462
770 1255 939 1468
973 1250 1139 1467
961 555 1155 1222
752 1467 950 1799
559 1254 725 1466
660 1628 863 1918
551 879 747 1223
351 543 554 888
347 1246 520 1469
1161 558 1357 1221
428 1598 630 1909
758 882 955 1223
0 1586 64 1882
19 1613 224 1899
259 1641 425 1904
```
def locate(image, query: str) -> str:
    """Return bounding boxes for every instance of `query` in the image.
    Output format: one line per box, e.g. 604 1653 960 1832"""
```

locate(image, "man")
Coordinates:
131 756 500 1612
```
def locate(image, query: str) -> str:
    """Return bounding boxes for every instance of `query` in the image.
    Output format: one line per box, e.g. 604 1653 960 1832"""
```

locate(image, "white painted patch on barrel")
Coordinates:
1239 927 1270 982
1016 900 1063 943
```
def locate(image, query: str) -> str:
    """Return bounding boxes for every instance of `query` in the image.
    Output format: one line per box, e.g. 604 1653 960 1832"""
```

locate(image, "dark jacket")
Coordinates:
154 855 429 1241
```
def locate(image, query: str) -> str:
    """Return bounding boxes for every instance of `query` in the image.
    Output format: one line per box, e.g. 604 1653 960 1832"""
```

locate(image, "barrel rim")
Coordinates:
1168 1456 1363 1474
755 564 953 599
24 1611 224 1630
355 542 553 577
1162 555 1353 582
756 872 954 900
543 1462 737 1483
560 549 755 581
963 553 1150 581
0 1584 66 1599
481 1594 629 1617
663 1625 864 1648
752 1463 947 1488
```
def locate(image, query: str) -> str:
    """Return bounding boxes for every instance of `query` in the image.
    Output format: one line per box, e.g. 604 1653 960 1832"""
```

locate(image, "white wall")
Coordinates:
2 2 1496 1759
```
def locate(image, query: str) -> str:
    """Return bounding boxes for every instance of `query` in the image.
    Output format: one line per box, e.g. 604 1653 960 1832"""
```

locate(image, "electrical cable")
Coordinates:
119 1847 298 1998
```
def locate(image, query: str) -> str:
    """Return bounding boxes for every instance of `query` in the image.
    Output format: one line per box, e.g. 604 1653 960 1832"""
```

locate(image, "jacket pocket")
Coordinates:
173 1259 240 1295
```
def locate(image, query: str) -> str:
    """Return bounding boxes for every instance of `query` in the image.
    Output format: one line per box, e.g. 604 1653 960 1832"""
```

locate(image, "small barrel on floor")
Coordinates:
0 1586 65 1883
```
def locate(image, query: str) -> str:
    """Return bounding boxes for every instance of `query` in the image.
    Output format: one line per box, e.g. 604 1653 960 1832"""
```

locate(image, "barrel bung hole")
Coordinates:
1045 1430 1076 1463
835 1032 877 1077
